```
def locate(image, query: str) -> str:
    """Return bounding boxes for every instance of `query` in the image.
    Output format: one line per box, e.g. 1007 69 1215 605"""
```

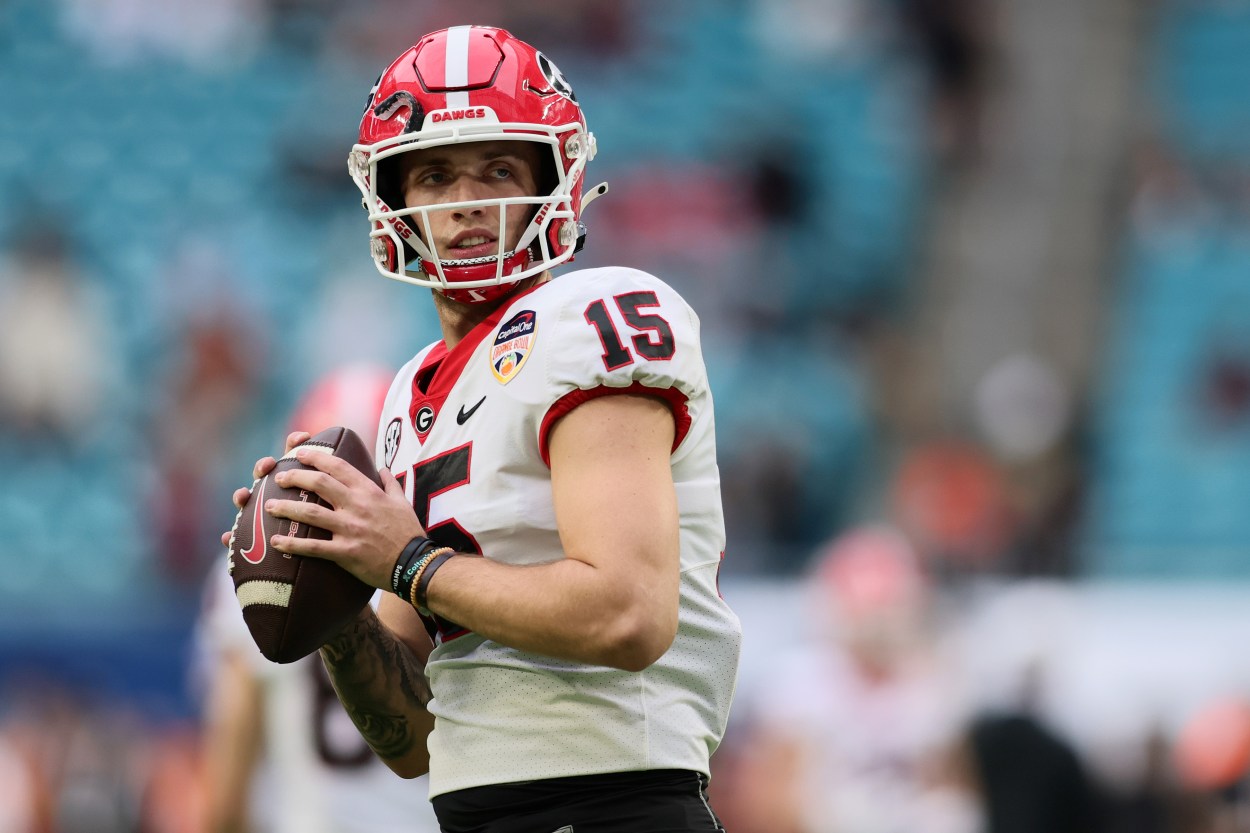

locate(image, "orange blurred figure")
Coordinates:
1174 697 1250 791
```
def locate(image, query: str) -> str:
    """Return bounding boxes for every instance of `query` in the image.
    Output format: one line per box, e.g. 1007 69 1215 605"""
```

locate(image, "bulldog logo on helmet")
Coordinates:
536 52 576 102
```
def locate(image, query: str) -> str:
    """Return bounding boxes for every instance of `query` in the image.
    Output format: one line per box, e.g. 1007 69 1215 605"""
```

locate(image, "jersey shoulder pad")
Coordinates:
540 266 707 404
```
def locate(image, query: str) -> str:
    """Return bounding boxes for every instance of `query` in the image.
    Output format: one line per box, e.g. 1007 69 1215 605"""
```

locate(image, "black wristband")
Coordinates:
415 551 456 613
391 536 437 597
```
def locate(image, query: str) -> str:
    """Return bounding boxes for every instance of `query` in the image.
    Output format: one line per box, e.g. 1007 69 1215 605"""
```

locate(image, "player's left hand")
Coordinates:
263 446 426 591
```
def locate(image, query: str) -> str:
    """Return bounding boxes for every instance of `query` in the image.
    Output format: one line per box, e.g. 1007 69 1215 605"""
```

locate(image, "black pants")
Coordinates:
431 769 726 833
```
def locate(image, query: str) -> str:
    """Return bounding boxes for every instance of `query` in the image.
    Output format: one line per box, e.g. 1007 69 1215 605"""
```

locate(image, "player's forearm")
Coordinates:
425 551 678 671
319 607 435 778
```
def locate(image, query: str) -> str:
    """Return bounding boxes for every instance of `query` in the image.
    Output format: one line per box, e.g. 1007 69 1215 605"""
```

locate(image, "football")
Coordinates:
227 426 379 663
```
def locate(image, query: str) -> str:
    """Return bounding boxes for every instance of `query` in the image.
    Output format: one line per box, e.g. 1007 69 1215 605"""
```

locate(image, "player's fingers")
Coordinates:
271 532 335 561
220 530 231 548
292 446 377 491
266 497 338 533
232 486 252 508
378 468 427 535
274 464 352 507
251 456 277 481
380 467 405 498
284 431 312 454
271 533 382 589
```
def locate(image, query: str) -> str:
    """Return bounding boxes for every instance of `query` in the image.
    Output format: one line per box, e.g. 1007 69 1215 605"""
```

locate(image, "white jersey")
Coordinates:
376 267 741 798
195 567 441 833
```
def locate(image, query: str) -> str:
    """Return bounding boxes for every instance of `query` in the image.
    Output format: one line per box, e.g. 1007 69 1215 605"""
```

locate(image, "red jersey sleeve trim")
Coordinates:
538 382 692 468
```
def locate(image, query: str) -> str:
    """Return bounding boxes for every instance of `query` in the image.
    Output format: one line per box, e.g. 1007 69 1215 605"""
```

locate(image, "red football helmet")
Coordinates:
349 26 609 304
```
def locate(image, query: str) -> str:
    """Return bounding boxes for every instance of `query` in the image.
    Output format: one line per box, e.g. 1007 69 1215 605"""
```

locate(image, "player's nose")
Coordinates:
448 178 490 218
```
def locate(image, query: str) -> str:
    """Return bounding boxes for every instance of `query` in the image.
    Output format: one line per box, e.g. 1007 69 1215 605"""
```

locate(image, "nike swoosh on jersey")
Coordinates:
457 396 486 424
239 476 269 564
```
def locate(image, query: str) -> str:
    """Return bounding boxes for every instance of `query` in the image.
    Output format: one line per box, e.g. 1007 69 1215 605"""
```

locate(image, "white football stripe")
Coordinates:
237 580 293 609
281 442 333 460
444 25 471 109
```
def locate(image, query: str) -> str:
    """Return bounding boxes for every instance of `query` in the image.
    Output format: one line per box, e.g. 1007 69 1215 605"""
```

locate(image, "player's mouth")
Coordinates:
445 231 500 260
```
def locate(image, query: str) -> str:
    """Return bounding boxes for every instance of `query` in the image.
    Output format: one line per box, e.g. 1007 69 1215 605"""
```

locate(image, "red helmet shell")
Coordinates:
359 29 584 147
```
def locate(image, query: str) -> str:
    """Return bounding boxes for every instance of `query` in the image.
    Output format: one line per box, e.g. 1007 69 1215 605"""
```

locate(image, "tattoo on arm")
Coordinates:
319 611 432 761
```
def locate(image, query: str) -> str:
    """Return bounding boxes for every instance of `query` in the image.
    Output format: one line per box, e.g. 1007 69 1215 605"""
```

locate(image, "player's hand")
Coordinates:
220 431 311 548
262 448 427 591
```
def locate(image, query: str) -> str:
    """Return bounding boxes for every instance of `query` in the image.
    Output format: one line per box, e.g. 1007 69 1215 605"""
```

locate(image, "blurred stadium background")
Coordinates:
2 0 1250 829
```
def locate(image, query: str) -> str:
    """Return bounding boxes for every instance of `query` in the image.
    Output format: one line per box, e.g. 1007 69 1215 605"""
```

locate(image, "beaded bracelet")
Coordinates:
408 546 454 609
415 551 457 614
391 536 439 599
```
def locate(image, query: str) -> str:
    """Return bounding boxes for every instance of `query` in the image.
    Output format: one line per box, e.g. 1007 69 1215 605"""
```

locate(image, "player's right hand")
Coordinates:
220 431 311 548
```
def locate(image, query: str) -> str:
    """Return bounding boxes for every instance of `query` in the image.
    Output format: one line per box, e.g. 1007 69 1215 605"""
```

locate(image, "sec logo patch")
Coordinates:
383 417 402 467
492 310 536 384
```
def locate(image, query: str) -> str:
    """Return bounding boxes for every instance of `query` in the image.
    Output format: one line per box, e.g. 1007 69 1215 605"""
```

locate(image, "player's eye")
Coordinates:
487 165 513 180
420 170 449 185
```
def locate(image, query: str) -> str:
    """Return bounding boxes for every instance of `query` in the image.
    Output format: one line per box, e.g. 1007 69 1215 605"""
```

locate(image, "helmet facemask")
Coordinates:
351 127 591 304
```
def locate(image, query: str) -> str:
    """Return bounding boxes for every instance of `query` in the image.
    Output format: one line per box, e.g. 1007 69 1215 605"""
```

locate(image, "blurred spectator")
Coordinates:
726 526 980 833
147 243 267 584
0 226 114 448
0 681 145 833
1172 698 1250 833
895 0 994 164
973 353 1073 465
1099 728 1186 833
139 725 207 833
0 730 38 832
497 1 638 65
710 323 874 572
58 0 270 66
1127 139 1218 252
751 0 871 64
969 711 1099 833
890 438 1014 575
1174 698 1250 795
971 354 1086 577
1197 335 1250 433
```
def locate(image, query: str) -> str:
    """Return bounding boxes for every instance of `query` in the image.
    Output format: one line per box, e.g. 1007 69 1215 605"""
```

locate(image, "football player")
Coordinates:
199 365 441 833
225 26 740 832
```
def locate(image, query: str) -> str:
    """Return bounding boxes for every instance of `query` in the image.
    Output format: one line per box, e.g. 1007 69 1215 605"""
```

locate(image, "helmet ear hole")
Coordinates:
375 154 406 215
537 151 559 199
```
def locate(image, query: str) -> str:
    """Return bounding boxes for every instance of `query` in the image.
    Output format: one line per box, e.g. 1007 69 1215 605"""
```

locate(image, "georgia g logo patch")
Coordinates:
413 405 435 436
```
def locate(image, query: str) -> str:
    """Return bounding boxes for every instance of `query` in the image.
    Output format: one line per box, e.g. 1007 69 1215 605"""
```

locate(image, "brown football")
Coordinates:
227 426 378 663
